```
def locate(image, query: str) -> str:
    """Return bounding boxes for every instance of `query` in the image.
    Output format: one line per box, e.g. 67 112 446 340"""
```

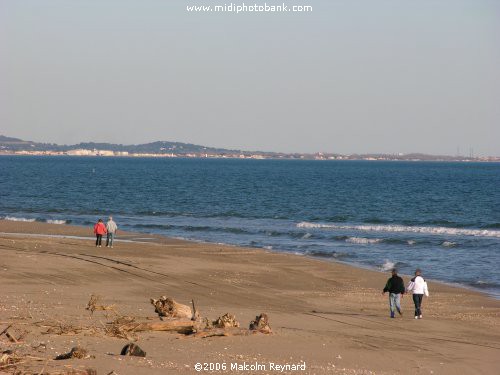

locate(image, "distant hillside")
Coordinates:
1 135 496 161
0 136 242 155
0 135 25 143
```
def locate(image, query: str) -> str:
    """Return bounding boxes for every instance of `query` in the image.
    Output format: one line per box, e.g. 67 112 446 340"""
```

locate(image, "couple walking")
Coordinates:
93 216 118 248
382 268 429 319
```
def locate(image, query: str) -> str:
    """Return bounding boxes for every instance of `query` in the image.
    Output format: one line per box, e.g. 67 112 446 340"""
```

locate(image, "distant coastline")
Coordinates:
1 135 499 162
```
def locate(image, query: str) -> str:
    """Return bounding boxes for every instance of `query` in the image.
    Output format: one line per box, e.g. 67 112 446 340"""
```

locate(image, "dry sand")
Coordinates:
0 220 499 375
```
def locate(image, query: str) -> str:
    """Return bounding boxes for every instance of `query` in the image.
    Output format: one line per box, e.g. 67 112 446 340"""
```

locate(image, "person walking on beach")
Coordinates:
105 216 118 248
407 268 429 319
93 218 107 247
382 268 405 318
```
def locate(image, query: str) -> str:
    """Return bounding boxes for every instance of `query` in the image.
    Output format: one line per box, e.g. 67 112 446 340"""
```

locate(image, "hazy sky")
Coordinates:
1 0 499 155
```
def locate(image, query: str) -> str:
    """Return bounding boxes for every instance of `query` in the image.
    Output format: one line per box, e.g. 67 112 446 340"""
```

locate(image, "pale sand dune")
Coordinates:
0 220 499 374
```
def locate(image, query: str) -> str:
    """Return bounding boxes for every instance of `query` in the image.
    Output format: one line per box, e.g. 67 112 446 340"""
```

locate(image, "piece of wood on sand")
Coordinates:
55 346 90 360
193 327 252 338
85 294 116 315
194 313 272 338
119 320 197 335
150 296 195 320
0 324 18 343
249 313 272 334
52 369 97 375
0 324 12 336
211 313 240 328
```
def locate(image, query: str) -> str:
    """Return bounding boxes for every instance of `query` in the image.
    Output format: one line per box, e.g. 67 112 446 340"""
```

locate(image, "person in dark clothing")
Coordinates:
382 268 405 318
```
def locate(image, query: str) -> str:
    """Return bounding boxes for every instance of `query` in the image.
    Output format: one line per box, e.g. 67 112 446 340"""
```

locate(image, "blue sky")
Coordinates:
1 0 499 155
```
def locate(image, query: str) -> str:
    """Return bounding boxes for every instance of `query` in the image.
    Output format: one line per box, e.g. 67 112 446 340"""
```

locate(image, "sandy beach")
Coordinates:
0 220 499 375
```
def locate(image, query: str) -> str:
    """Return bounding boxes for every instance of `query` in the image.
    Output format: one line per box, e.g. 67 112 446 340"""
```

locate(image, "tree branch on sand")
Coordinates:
85 294 116 315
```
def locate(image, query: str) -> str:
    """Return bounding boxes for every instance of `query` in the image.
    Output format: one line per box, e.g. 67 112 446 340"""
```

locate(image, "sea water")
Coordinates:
1 156 499 297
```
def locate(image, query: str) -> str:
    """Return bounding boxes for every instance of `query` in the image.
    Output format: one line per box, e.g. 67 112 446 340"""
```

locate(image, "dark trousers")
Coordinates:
95 234 103 246
413 294 424 316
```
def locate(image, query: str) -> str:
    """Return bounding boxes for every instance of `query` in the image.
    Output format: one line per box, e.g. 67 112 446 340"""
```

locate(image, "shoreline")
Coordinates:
2 153 500 163
1 219 499 301
1 220 499 374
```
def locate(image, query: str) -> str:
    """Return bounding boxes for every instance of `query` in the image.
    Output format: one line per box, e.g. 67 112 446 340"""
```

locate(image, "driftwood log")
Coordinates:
150 296 193 319
119 320 198 335
42 370 97 375
86 294 116 315
249 313 272 334
212 313 240 329
193 327 253 338
55 346 90 360
193 313 272 338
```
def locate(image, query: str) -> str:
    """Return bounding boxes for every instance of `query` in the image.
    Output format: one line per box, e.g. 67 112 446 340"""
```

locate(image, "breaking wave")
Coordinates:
45 219 67 225
3 216 36 222
297 222 500 238
381 260 396 271
345 237 382 244
441 241 457 247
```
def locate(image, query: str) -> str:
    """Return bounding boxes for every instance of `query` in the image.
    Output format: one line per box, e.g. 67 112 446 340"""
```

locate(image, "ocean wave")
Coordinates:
45 219 67 225
297 222 500 238
441 241 457 247
265 230 283 237
309 215 349 223
470 280 499 289
3 216 36 222
380 260 408 271
134 224 174 230
363 217 390 224
134 223 249 235
381 260 396 271
482 223 500 229
304 250 355 259
346 237 382 244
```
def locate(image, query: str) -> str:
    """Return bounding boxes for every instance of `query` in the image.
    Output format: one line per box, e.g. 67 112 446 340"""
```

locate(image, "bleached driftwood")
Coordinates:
211 313 240 329
193 327 252 338
150 296 193 319
46 369 97 375
119 320 197 334
86 294 116 315
194 313 272 338
249 313 272 333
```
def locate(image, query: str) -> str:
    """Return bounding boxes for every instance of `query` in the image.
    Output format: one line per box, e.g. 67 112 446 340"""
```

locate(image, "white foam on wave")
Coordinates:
4 216 36 222
441 241 457 247
407 240 416 245
346 237 382 244
302 233 312 239
297 222 500 238
381 260 396 271
46 219 67 225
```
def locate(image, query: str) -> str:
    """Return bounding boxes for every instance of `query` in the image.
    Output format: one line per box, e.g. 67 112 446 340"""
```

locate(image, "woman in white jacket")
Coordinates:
406 268 429 319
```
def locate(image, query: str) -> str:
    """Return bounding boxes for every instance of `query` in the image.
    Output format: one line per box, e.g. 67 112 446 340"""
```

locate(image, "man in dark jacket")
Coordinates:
382 268 405 318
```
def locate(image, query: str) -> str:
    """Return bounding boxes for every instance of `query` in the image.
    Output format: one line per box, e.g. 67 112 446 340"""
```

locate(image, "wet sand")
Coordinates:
0 220 499 374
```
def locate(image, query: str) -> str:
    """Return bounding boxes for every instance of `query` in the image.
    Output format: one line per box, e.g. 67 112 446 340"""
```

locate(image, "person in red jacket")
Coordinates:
93 218 107 247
